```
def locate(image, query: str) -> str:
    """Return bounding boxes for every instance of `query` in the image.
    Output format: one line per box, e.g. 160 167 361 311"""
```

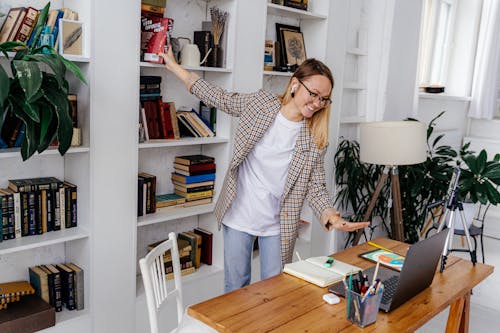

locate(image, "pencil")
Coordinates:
372 260 380 285
367 241 393 253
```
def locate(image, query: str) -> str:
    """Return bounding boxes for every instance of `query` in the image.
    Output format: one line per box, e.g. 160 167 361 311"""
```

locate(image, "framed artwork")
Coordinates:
282 30 306 65
275 23 300 66
59 19 84 56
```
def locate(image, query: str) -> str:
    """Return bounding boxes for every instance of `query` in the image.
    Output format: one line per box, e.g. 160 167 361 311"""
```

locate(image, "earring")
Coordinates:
291 87 295 98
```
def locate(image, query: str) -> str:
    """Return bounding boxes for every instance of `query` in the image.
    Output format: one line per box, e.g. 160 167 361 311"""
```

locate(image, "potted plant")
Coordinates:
334 112 500 244
0 3 86 161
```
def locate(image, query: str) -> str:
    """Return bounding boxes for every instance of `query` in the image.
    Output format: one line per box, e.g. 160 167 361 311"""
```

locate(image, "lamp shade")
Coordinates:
359 121 427 166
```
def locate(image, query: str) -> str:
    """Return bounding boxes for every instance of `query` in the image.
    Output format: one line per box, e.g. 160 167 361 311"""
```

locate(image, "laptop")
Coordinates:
328 230 449 312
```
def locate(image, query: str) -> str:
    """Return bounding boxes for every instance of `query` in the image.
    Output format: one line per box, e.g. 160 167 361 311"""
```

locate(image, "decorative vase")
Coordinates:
210 44 223 67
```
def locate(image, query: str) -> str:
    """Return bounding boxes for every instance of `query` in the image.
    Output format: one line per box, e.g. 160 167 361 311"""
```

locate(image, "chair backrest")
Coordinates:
139 232 184 333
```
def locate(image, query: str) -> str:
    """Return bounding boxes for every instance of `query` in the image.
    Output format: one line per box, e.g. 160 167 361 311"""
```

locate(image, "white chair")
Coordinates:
139 232 217 333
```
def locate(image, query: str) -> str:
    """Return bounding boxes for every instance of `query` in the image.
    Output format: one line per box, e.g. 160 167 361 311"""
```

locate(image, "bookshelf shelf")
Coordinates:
263 70 293 77
0 146 90 159
138 137 229 149
140 61 232 73
137 203 216 227
136 264 223 299
267 3 327 20
0 227 90 255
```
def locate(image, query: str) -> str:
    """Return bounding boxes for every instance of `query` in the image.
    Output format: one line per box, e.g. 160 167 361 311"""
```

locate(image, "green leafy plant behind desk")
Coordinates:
335 112 500 244
0 3 86 161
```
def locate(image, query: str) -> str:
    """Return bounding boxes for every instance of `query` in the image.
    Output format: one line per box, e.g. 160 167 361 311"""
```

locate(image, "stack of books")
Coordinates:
28 263 84 312
0 281 35 310
171 155 215 207
137 172 157 216
0 281 55 333
147 237 194 279
1 177 78 242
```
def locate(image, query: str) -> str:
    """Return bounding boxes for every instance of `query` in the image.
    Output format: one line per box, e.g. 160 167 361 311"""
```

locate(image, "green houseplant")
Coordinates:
0 3 86 161
335 112 500 244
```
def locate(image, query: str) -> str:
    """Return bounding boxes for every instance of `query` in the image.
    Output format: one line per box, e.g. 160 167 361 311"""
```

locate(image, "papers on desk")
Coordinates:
283 256 361 287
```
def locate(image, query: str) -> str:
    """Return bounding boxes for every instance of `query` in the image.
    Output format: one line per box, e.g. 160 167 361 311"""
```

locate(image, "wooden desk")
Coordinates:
188 238 494 332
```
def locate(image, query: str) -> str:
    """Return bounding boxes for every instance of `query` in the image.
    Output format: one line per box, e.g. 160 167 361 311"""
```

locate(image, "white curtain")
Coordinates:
469 0 500 119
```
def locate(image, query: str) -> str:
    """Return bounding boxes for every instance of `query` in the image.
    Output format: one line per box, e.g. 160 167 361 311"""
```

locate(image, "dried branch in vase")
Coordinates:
210 7 228 46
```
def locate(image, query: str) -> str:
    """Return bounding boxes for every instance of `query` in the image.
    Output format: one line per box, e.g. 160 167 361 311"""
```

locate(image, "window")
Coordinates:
418 0 457 87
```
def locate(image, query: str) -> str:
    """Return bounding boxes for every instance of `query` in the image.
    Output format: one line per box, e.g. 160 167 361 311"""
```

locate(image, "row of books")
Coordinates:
0 5 78 47
139 76 216 141
1 94 79 149
29 262 84 312
138 172 157 217
0 177 78 242
147 227 213 279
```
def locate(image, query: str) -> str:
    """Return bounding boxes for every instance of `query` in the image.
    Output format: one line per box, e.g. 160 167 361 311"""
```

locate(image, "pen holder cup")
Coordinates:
345 288 383 328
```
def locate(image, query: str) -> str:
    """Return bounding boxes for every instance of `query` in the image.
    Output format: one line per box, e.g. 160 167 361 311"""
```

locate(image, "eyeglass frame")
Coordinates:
297 79 332 106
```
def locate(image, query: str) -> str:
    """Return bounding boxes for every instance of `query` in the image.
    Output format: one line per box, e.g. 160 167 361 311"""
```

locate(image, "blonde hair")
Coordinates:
278 59 334 149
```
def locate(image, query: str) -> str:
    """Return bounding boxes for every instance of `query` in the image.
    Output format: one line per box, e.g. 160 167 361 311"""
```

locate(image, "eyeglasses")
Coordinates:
298 79 332 106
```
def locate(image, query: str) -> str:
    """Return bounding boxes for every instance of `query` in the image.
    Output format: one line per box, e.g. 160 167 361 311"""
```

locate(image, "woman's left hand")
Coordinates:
321 209 370 232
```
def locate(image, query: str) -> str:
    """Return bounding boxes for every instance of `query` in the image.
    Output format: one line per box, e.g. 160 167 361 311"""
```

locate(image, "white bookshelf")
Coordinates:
0 0 93 332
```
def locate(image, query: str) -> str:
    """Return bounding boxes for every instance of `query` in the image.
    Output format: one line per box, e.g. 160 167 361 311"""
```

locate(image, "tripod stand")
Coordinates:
433 169 477 272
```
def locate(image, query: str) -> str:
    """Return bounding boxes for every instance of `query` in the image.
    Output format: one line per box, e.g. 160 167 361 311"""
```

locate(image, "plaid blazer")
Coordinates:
191 79 335 264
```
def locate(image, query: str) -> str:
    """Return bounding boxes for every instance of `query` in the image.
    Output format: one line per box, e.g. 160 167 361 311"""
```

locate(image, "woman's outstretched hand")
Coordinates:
321 209 370 232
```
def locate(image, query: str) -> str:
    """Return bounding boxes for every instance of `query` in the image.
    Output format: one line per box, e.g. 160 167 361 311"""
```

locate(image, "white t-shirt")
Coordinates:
222 112 303 236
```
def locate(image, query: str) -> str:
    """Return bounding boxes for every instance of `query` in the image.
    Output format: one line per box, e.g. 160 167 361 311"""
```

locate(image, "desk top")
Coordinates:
188 238 494 332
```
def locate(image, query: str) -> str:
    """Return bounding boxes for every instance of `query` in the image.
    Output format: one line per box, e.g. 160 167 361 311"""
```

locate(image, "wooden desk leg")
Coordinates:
446 291 471 333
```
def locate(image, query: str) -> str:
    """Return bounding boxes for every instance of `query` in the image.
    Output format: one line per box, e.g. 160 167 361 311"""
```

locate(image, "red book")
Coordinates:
142 17 174 63
193 227 213 265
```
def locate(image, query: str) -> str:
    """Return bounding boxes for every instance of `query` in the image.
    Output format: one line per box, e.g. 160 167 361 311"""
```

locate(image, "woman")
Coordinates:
160 49 369 292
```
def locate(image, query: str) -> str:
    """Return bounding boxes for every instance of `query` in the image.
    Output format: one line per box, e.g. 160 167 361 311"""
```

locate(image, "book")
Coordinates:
172 180 214 190
66 263 84 310
283 256 361 287
178 232 198 269
182 197 212 207
155 193 186 208
173 168 216 177
171 172 216 184
43 264 62 312
173 161 216 172
0 295 55 333
0 7 26 43
56 264 75 311
165 266 195 280
193 227 213 265
186 231 202 268
166 102 180 139
0 281 35 299
174 189 213 201
28 267 50 305
174 155 215 166
173 183 214 193
13 7 39 44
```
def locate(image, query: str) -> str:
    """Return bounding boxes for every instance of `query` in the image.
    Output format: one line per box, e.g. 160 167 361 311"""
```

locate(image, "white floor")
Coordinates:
417 235 500 332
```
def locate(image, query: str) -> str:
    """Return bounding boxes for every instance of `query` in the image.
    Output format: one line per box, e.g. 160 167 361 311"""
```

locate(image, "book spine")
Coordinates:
13 192 22 238
7 192 15 239
21 192 29 236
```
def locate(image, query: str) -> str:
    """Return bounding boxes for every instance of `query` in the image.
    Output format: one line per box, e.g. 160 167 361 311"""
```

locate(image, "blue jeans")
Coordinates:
223 224 282 292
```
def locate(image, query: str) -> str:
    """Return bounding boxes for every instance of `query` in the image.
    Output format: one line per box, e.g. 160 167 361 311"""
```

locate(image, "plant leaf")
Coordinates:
61 56 87 84
24 54 67 90
0 65 9 106
43 85 72 155
13 60 42 101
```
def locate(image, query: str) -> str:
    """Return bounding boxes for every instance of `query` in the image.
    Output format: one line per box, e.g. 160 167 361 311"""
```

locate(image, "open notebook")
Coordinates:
283 256 361 287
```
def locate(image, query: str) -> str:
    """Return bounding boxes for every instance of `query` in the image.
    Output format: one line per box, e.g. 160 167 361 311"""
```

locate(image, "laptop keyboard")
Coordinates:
381 275 399 304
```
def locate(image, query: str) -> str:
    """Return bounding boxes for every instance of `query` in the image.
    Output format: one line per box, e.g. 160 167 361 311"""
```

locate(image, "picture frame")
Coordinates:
59 19 84 56
282 30 307 66
275 23 300 66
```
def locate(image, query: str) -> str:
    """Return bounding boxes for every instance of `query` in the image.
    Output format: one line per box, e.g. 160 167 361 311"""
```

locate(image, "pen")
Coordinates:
372 260 380 285
295 251 302 261
367 241 393 253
